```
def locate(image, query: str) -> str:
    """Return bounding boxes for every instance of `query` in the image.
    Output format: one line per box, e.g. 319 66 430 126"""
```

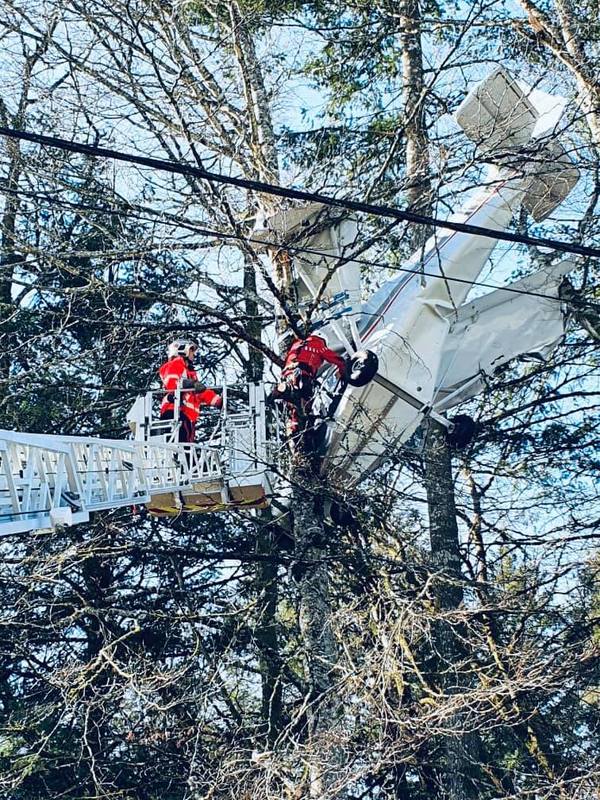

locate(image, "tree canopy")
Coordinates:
0 1 598 798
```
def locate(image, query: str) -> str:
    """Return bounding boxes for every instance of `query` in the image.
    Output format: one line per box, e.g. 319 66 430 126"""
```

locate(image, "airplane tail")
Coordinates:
455 68 579 221
520 139 580 222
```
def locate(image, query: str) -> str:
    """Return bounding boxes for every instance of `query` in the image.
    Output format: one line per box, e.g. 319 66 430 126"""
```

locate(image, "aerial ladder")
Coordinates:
0 385 271 534
0 68 584 534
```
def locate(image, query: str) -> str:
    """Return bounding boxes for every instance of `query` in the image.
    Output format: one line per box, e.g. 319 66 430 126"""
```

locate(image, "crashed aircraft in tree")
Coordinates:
254 67 581 484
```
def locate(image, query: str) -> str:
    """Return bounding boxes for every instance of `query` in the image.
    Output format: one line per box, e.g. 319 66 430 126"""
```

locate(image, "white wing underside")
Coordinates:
434 260 573 410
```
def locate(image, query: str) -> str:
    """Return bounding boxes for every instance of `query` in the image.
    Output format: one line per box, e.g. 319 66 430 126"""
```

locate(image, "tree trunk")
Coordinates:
228 0 279 188
516 0 600 147
0 17 56 407
399 0 432 222
225 7 289 751
398 2 476 795
554 0 600 147
0 148 21 400
293 463 342 797
228 9 341 768
423 420 473 800
229 6 345 782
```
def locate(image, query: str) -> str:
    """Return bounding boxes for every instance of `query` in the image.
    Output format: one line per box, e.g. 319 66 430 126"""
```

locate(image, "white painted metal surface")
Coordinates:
455 67 538 151
323 167 533 480
0 384 270 535
319 70 579 483
253 203 365 353
0 68 583 527
252 69 579 485
433 260 574 411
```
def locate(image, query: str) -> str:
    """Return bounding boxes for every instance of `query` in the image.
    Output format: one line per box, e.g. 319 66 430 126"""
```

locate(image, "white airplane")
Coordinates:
254 68 580 485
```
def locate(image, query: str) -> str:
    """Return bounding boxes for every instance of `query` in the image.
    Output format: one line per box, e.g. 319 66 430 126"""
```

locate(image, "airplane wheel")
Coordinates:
347 350 379 387
447 414 477 450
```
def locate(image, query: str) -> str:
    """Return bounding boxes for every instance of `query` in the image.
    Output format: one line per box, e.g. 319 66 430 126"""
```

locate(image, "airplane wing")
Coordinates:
433 260 574 411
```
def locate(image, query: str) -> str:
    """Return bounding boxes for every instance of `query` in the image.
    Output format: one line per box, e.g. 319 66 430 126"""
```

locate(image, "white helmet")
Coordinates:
167 340 198 359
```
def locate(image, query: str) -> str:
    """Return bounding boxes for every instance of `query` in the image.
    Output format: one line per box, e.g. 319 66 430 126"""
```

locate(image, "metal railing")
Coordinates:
0 383 270 535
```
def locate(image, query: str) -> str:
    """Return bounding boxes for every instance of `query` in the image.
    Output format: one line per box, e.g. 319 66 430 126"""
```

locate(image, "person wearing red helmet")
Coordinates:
270 333 347 434
159 340 222 443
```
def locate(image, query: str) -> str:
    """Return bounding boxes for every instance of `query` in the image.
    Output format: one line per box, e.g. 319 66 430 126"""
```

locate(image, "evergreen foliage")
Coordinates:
0 0 598 797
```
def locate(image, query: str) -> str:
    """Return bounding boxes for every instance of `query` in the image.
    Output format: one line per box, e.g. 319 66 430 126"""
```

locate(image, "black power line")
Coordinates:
1 126 600 261
173 223 579 304
1 183 594 306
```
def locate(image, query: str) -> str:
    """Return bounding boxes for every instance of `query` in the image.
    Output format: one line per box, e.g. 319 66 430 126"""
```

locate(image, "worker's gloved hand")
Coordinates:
193 380 206 392
166 393 175 402
213 395 223 409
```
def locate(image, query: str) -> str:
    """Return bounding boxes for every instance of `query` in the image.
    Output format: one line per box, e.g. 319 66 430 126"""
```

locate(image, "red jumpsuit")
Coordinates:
282 335 346 379
274 335 346 433
159 356 221 443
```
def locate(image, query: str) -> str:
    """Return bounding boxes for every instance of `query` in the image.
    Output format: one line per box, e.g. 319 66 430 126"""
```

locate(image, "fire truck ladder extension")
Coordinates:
0 384 271 535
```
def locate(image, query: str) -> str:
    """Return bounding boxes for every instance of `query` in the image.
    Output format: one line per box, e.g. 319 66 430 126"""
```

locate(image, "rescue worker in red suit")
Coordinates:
271 333 347 434
159 340 222 443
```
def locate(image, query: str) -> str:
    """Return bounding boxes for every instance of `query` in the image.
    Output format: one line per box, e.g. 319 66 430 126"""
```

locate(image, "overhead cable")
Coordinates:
1 183 594 306
1 126 600 261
